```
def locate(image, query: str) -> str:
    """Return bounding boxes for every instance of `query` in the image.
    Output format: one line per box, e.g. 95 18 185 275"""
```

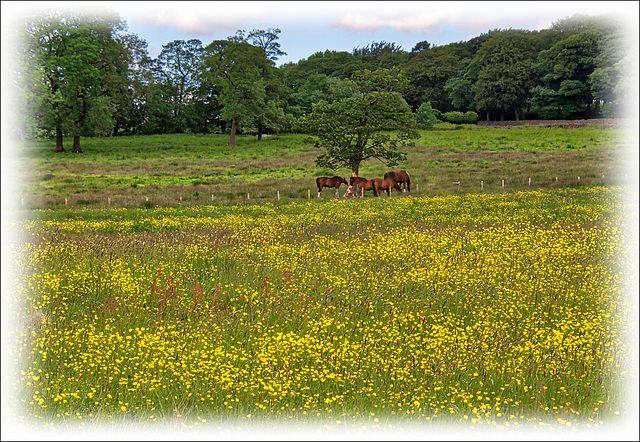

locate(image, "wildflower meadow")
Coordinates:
5 185 637 438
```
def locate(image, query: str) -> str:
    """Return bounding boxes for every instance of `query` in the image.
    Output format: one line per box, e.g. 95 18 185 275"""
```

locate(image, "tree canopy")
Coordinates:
295 68 419 177
13 11 633 151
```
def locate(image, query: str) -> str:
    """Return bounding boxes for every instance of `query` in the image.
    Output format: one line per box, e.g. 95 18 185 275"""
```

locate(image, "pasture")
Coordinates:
3 125 638 437
10 124 633 208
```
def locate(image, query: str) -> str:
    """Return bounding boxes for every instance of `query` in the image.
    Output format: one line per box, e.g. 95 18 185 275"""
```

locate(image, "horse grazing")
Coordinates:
316 176 348 198
371 178 402 196
384 170 411 192
343 176 377 198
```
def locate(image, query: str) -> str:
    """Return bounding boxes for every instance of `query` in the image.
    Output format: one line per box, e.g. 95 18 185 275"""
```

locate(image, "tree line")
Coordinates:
12 10 632 152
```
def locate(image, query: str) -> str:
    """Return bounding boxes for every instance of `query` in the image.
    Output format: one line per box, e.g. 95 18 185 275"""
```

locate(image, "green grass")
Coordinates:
12 125 632 208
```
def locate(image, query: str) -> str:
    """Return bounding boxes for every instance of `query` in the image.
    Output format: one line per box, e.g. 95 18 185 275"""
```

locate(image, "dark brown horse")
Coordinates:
343 176 377 198
384 170 411 192
316 176 348 198
372 178 402 196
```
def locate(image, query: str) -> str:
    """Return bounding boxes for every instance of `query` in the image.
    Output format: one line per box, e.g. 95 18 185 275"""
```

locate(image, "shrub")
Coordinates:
463 111 478 123
442 111 466 124
416 102 438 129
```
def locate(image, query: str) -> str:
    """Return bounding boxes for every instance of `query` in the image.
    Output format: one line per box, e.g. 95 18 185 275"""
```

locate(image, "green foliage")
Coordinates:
295 68 419 176
441 110 478 124
416 101 438 129
13 9 630 148
530 29 603 118
202 40 269 144
471 30 538 121
442 111 465 124
463 111 478 123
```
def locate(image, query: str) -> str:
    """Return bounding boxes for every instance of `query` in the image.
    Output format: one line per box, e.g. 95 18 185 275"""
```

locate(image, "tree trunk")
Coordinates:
257 131 263 141
486 111 490 122
228 119 237 145
514 105 520 122
500 109 505 121
72 135 84 153
55 126 65 153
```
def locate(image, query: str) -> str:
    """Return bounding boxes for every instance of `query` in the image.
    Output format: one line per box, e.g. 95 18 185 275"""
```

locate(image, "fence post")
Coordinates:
211 194 214 202
528 177 531 186
108 197 111 205
501 179 504 188
416 184 419 194
308 189 310 200
277 191 280 201
481 180 483 190
65 198 68 206
247 192 250 200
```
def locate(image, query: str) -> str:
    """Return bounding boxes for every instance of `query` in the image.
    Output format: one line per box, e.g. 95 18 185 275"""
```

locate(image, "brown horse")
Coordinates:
384 170 411 192
316 176 348 198
372 178 402 196
343 176 377 198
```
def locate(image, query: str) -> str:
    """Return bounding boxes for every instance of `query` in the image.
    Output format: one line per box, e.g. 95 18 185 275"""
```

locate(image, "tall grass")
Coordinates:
8 186 636 434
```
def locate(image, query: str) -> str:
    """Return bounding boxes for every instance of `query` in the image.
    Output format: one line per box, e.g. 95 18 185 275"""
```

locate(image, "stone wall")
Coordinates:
476 119 633 128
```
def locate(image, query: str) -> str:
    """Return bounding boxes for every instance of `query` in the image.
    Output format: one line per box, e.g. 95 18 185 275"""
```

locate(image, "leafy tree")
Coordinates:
588 30 634 117
20 10 129 151
152 39 204 132
411 40 431 53
471 29 537 121
110 33 153 135
403 45 458 111
416 101 438 129
530 29 603 118
247 28 286 62
202 39 269 145
295 67 419 177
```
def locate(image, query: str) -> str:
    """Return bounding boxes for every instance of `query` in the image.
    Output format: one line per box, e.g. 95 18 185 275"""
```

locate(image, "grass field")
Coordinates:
11 124 634 208
3 125 638 438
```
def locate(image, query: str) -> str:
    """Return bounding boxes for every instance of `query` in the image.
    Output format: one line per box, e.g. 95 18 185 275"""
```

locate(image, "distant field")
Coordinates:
12 124 634 208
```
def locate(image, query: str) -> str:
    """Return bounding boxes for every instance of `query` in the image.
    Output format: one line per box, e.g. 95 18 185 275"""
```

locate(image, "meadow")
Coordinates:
12 124 632 208
3 125 638 437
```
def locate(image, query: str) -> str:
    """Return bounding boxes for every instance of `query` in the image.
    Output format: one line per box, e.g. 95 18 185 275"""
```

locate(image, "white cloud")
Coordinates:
332 10 461 34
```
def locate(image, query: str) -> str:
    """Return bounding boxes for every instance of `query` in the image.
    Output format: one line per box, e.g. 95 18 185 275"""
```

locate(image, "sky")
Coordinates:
3 1 638 66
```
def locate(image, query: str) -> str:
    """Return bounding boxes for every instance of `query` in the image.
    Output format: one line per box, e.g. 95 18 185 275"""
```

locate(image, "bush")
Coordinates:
463 111 478 123
416 102 438 129
442 111 465 124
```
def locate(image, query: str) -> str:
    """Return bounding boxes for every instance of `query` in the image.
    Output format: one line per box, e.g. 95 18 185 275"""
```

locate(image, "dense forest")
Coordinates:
10 10 634 150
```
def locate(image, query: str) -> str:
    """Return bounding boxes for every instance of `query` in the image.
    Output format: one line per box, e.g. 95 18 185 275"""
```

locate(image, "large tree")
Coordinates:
21 10 128 152
152 39 204 132
295 67 419 177
471 29 538 121
529 29 604 118
202 39 269 145
588 29 635 117
403 44 458 112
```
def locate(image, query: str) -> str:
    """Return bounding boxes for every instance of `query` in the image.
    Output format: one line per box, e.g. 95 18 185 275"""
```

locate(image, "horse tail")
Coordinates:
372 180 378 197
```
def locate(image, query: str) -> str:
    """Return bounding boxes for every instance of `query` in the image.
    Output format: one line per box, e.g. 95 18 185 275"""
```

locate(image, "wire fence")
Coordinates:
16 172 635 210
